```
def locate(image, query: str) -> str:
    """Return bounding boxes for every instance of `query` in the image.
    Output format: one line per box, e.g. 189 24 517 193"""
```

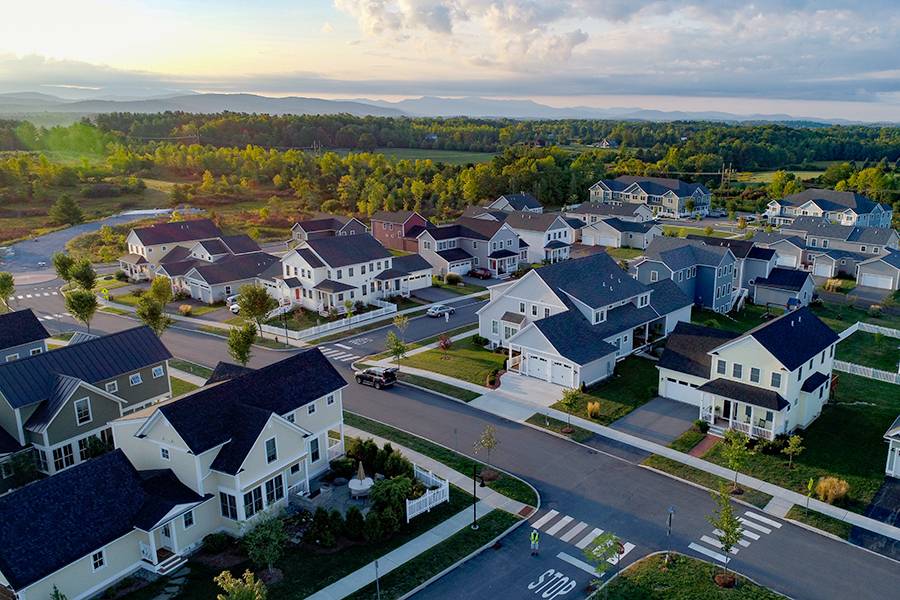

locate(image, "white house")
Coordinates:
502 212 574 264
118 219 223 281
488 193 543 213
582 218 661 249
182 252 281 304
885 415 900 478
589 176 711 219
566 202 653 226
856 250 900 291
764 189 893 228
657 308 839 439
417 218 521 278
477 253 692 388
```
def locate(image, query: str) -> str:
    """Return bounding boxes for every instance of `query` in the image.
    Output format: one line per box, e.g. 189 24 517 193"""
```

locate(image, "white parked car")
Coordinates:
226 295 239 306
229 303 241 315
426 304 455 318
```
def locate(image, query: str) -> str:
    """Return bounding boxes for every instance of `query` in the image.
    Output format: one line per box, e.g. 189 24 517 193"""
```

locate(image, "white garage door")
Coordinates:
594 233 619 247
813 262 833 277
550 360 574 387
860 272 893 290
527 355 548 380
660 377 701 406
189 283 201 299
449 263 471 275
776 254 798 268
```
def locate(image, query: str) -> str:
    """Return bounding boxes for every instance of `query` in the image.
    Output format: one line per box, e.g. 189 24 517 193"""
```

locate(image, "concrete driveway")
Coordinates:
850 285 891 305
609 396 697 445
850 478 900 561
412 286 467 303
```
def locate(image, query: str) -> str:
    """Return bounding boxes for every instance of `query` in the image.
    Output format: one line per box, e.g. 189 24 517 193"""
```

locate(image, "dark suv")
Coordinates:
355 367 399 389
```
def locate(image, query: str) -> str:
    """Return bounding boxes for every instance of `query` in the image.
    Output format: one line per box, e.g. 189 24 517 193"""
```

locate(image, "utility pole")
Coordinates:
665 506 676 564
471 464 479 530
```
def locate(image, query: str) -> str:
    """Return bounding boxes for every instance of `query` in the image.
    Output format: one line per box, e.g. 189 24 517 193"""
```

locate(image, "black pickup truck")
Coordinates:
354 367 399 389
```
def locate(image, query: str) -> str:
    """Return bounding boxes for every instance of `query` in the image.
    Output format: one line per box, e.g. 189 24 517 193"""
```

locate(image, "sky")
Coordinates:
1 0 900 120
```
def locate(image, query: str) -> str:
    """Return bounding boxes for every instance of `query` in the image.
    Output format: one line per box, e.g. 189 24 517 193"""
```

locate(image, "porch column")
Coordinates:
169 522 180 554
148 530 158 564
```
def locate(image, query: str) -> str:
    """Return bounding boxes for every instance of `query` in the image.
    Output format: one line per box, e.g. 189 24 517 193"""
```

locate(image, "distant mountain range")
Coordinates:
0 91 871 124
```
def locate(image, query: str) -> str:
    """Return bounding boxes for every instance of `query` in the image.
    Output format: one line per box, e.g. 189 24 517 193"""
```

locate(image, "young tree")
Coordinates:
392 313 410 341
136 295 173 337
48 194 84 225
148 275 174 307
385 331 407 368
228 322 257 366
438 333 452 359
214 570 267 600
782 434 804 469
64 289 98 332
10 451 40 488
49 585 69 600
559 387 581 434
0 272 14 312
244 514 288 576
474 424 499 470
707 485 743 580
343 299 354 318
69 259 96 291
52 252 75 284
237 284 278 332
581 531 622 592
721 428 751 492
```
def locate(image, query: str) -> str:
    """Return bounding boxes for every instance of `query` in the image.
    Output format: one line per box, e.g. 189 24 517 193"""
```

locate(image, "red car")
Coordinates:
469 267 492 280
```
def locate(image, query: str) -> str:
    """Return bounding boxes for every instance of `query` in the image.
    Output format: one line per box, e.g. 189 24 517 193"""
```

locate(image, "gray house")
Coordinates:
783 216 899 256
633 237 737 312
290 216 368 242
417 218 520 277
0 326 172 490
856 250 900 291
751 267 816 308
686 235 778 291
183 252 281 303
751 232 808 269
0 309 49 362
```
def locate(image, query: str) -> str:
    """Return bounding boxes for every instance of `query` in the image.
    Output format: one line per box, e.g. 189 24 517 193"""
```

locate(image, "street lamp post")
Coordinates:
471 463 479 530
666 505 676 564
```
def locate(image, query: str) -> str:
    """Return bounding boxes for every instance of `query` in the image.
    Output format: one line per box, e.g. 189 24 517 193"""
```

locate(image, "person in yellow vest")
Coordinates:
530 529 540 555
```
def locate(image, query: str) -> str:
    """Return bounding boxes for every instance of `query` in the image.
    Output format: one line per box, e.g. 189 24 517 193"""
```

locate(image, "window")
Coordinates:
519 302 526 313
531 305 538 317
732 364 743 379
650 270 658 282
771 372 782 388
349 267 354 277
491 320 499 335
183 510 194 529
309 437 321 462
291 463 301 474
244 487 263 518
265 475 285 505
544 308 550 318
105 381 118 394
78 437 94 461
716 360 726 375
265 438 277 464
30 348 42 356
0 461 11 479
129 373 142 386
36 450 48 472
676 271 683 282
750 367 760 383
74 397 92 425
220 493 238 520
5 353 18 362
53 444 74 471
152 365 164 379
326 394 335 406
91 550 105 571
336 269 342 280
285 413 295 423
160 447 170 460
307 402 317 415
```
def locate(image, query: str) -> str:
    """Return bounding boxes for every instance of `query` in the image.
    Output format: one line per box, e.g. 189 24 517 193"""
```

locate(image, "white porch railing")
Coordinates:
834 360 900 385
327 438 345 461
406 464 450 523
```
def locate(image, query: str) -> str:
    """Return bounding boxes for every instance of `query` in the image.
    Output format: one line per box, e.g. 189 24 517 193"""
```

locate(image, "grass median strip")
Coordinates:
642 454 772 509
372 324 478 360
785 505 853 539
170 377 199 397
168 358 213 379
344 411 537 507
346 510 518 600
398 372 481 402
525 413 594 443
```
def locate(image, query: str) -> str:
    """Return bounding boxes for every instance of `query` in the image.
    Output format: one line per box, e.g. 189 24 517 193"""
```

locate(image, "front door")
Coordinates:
722 400 732 420
160 523 173 550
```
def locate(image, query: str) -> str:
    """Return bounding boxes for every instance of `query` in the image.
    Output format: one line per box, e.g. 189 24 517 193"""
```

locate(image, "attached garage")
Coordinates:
527 355 548 380
813 261 834 278
448 261 473 275
550 360 574 387
776 254 798 268
659 376 702 406
860 272 894 290
856 254 900 291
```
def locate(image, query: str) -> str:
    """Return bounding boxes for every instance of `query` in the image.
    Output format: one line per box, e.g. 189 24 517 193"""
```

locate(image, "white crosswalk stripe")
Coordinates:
576 527 604 549
714 530 751 547
334 343 352 350
25 294 32 298
560 521 587 543
739 517 772 534
740 529 760 541
545 515 573 536
530 509 634 564
531 510 558 530
16 295 24 299
689 542 728 564
42 292 50 296
744 511 782 528
701 535 739 554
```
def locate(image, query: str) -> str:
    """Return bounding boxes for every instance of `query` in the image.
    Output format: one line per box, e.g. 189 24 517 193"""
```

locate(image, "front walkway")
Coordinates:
306 426 533 600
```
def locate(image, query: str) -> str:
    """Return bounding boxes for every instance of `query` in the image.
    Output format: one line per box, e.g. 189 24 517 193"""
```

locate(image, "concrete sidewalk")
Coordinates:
305 425 531 600
168 367 207 387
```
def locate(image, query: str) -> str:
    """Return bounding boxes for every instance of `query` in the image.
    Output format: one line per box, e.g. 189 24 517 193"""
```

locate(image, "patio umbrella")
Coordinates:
357 461 366 481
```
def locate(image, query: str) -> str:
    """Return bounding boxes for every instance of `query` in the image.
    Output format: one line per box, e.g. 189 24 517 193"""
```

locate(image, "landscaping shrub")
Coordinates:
354 300 366 313
329 457 355 479
486 367 500 387
816 476 850 505
306 507 336 548
383 451 414 479
694 419 710 434
374 443 394 475
868 304 883 318
347 437 379 473
754 433 788 456
132 288 144 297
114 270 128 281
329 509 345 538
444 272 462 285
203 532 233 554
178 304 193 316
371 476 412 515
363 511 383 543
344 506 365 541
587 401 601 419
472 335 489 347
379 506 402 536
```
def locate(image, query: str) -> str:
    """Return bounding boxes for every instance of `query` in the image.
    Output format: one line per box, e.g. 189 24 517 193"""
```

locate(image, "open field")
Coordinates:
334 147 497 165
738 170 825 183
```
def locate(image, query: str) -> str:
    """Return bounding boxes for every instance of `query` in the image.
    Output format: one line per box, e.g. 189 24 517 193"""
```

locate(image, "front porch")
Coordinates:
543 244 570 264
139 522 187 575
700 394 779 440
631 316 667 349
488 251 518 278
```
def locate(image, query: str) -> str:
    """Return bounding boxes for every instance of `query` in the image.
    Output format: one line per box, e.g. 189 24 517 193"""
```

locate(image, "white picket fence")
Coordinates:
833 360 900 385
405 464 450 523
838 321 900 341
260 301 398 341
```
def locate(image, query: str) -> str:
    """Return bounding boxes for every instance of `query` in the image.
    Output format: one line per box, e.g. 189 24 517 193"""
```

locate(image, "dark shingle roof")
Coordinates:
647 279 692 315
207 361 254 384
503 212 566 232
293 216 349 233
751 232 806 247
489 249 518 259
786 216 896 246
313 279 356 293
779 188 883 214
658 322 739 378
495 193 541 210
24 374 97 433
189 252 279 285
535 253 646 309
801 371 830 393
294 247 324 268
0 450 205 590
0 327 171 409
196 238 229 255
220 234 261 254
0 309 48 352
157 350 345 475
533 311 618 365
742 307 839 371
158 245 192 264
305 234 391 267
371 210 418 224
869 250 900 269
501 312 526 324
613 176 709 196
132 219 221 246
600 218 658 234
437 248 473 262
698 378 788 410
454 217 505 239
544 240 569 249
390 254 432 274
644 237 732 270
752 267 812 292
571 202 645 217
685 235 755 259
747 247 776 261
461 206 508 221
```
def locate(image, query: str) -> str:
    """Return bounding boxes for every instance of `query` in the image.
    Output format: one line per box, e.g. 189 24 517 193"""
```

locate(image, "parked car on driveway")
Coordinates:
226 295 239 306
355 366 398 389
468 267 492 280
229 303 240 314
426 304 456 318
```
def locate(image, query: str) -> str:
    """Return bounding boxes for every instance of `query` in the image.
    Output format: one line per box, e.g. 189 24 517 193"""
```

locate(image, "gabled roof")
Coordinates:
644 237 732 270
725 307 839 371
860 249 900 270
751 232 806 248
544 240 569 249
188 252 279 285
747 247 776 261
454 217 506 239
437 248 473 263
612 176 709 196
118 253 147 265
564 217 585 229
131 219 222 246
292 216 350 233
599 218 659 234
294 247 324 268
158 245 192 264
534 253 647 309
503 212 567 232
220 234 261 254
808 248 870 262
885 415 900 441
304 233 391 268
685 235 755 259
313 279 356 293
489 249 518 259
0 309 48 351
779 188 886 214
0 450 206 591
752 267 812 292
156 258 204 277
371 210 420 225
152 350 345 475
0 327 171 409
196 238 229 255
461 206 508 221
571 202 646 217
207 361 253 384
493 193 541 211
68 333 103 346
24 375 123 434
658 322 739 378
390 253 433 275
698 378 788 410
786 216 897 246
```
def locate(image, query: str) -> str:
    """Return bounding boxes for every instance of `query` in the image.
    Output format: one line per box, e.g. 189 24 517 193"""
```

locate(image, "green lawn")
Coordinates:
606 553 783 599
642 454 772 509
551 357 659 425
100 306 130 316
836 331 900 371
373 324 479 360
347 511 518 599
108 292 141 307
606 247 644 261
265 307 343 331
703 373 897 515
669 426 707 454
345 411 538 507
526 413 594 443
402 337 507 387
811 301 900 332
663 226 732 239
174 301 225 317
786 505 853 539
168 358 214 379
170 377 199 397
739 170 824 184
398 372 481 402
430 277 487 296
692 304 774 333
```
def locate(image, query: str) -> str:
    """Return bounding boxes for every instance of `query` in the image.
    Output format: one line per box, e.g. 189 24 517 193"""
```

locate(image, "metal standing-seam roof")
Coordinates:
0 309 49 352
131 218 222 246
304 233 391 267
